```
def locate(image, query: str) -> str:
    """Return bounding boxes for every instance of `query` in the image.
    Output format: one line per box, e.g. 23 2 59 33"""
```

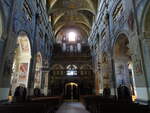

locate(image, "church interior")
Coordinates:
0 0 150 113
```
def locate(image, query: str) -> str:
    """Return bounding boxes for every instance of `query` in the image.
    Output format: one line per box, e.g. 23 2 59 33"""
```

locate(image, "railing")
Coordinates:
49 70 93 77
53 52 91 57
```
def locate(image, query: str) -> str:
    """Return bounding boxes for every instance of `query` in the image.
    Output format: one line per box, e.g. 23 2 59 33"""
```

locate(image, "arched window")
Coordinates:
67 65 77 76
68 32 76 42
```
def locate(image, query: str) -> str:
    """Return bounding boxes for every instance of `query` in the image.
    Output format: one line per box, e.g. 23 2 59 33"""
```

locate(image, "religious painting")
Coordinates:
36 54 42 70
34 71 41 87
18 63 28 83
36 54 42 64
19 37 29 53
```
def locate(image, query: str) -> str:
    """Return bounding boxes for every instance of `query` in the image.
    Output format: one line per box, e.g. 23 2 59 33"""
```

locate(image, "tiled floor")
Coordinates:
56 102 90 113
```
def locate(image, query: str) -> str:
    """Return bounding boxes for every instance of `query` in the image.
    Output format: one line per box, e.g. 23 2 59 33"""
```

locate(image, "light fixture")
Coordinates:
68 32 76 42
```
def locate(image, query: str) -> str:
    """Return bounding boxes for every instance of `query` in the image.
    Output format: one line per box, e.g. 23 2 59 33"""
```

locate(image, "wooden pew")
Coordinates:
81 95 149 113
0 96 63 113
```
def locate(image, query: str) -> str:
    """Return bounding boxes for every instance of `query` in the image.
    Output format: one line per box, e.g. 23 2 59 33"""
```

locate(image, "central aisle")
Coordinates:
56 102 90 113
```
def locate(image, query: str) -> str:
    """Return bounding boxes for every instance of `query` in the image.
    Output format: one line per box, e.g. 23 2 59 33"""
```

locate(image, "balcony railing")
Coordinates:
49 69 93 77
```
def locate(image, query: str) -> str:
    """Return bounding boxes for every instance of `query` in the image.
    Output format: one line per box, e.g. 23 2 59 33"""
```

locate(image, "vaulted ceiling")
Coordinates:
47 0 98 42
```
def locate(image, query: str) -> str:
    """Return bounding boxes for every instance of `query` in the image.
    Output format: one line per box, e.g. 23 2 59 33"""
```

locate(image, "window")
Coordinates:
67 65 77 76
68 32 76 42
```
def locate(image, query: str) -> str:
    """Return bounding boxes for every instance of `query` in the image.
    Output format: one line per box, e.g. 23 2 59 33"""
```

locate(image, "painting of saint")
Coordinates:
34 71 41 87
36 54 42 64
18 63 28 83
19 37 29 53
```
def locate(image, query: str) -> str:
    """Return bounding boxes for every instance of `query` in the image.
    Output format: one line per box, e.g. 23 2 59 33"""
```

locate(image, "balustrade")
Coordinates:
50 70 93 77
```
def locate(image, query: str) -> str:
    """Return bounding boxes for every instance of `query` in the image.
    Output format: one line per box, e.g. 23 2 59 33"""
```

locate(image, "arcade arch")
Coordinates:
113 34 136 98
10 32 31 95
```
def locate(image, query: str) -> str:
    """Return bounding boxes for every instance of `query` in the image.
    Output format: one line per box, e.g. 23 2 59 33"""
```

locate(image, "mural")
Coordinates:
36 54 42 68
34 71 41 87
19 36 30 53
18 63 28 84
34 53 42 88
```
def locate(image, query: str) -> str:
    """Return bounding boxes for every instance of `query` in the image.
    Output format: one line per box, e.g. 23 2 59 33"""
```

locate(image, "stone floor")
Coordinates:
56 102 90 113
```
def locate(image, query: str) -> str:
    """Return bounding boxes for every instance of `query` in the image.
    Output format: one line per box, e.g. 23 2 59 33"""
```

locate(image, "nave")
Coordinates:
0 0 150 113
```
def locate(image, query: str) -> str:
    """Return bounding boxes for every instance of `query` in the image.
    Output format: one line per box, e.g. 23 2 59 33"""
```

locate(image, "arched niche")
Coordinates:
113 34 136 98
80 64 92 70
10 32 31 95
141 3 150 102
80 64 92 76
51 64 64 76
34 52 43 88
51 64 64 70
143 3 150 37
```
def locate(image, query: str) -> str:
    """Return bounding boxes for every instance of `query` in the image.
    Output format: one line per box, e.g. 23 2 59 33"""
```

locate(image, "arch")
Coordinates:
140 2 150 102
53 13 65 25
66 65 78 69
50 0 58 9
84 0 95 12
75 21 91 29
34 52 43 88
80 64 92 70
113 34 136 99
51 64 64 70
54 12 91 29
48 0 95 14
65 82 78 87
142 1 150 37
65 82 79 99
66 65 78 76
17 32 31 56
112 31 129 51
10 32 31 95
113 34 130 59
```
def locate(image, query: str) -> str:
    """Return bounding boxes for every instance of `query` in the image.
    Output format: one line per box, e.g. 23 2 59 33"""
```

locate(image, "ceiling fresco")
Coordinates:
47 0 98 42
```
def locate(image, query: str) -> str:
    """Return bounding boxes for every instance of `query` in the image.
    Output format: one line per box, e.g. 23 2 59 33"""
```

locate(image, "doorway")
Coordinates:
65 82 79 100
